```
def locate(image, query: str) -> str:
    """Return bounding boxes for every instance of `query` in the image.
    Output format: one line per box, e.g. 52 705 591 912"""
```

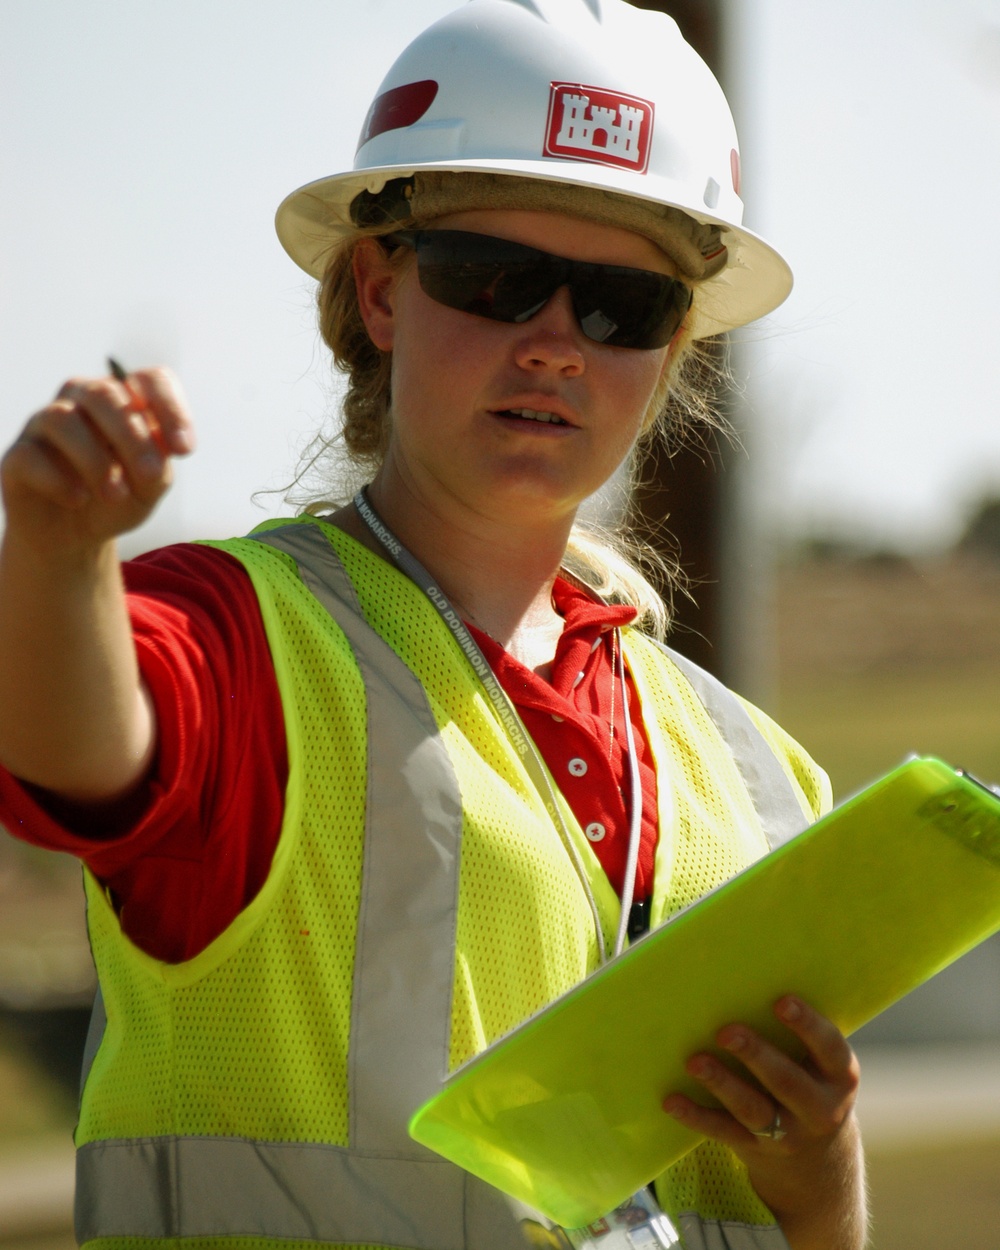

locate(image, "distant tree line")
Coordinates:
959 495 1000 560
785 493 1000 566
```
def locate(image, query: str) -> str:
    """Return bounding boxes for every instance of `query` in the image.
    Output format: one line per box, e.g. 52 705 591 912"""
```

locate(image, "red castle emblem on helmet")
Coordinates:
544 83 653 173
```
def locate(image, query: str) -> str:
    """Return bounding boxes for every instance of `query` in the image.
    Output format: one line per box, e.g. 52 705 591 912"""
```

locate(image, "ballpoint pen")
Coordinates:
107 356 147 411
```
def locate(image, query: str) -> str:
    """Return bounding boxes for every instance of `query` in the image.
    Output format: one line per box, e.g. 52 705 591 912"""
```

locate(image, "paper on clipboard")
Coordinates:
409 756 1000 1228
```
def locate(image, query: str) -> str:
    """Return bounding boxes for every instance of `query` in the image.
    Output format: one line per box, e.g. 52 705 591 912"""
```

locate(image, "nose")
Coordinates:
511 286 585 376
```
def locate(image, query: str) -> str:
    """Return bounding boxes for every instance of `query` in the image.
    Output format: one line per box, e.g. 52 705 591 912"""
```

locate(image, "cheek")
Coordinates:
638 347 673 397
608 352 670 437
388 296 447 403
390 284 481 387
387 303 485 442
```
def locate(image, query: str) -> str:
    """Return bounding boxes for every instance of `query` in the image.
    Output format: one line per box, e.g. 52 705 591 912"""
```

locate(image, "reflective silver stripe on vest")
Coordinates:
76 1136 539 1248
75 524 792 1248
676 1212 791 1250
78 984 105 1103
257 524 464 1152
75 1137 789 1249
655 643 809 850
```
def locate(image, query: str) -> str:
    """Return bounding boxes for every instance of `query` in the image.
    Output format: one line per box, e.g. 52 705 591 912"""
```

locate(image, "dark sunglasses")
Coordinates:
382 228 692 351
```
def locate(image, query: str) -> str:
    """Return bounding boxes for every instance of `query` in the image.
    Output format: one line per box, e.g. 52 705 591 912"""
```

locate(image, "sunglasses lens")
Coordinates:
401 230 690 350
408 232 558 322
573 267 692 350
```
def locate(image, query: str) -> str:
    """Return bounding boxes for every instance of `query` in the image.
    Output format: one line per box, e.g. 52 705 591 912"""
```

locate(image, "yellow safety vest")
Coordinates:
75 517 829 1250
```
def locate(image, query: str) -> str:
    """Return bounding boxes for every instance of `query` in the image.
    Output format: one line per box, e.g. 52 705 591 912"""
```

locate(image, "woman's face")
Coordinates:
354 208 679 531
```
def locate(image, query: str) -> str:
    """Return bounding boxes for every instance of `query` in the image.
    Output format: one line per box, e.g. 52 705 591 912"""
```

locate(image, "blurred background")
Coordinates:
2 1 999 1246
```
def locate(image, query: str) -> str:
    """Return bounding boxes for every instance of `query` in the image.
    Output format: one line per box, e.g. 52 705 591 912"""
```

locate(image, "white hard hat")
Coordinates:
275 0 791 339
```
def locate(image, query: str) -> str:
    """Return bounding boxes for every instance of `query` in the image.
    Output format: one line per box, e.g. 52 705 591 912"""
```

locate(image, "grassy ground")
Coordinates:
0 1236 75 1250
0 1037 75 1249
0 1031 74 1143
775 659 1000 800
773 552 1000 798
0 838 87 1245
864 1138 1000 1249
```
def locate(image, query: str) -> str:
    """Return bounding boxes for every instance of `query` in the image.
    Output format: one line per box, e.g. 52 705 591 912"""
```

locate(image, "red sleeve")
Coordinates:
0 544 287 963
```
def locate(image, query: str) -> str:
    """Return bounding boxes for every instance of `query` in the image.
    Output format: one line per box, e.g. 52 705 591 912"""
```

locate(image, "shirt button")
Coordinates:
585 822 606 842
568 758 588 777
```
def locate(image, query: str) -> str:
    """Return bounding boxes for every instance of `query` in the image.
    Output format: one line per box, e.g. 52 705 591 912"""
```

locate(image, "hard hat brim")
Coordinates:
275 159 792 341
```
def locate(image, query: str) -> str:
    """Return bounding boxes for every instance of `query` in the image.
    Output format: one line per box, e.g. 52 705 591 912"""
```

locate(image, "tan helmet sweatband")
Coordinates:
350 171 728 281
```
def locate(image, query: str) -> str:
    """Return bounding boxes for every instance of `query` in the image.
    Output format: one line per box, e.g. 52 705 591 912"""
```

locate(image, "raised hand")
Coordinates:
1 365 194 556
0 364 194 801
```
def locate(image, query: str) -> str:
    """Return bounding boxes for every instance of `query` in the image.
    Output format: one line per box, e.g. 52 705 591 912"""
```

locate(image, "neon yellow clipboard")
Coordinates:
409 757 1000 1228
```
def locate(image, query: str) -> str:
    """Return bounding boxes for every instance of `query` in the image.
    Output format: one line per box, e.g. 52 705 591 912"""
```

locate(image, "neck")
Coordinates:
331 474 575 675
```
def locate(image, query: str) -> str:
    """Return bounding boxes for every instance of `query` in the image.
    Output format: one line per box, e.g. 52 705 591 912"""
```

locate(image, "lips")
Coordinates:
490 396 578 427
499 408 568 425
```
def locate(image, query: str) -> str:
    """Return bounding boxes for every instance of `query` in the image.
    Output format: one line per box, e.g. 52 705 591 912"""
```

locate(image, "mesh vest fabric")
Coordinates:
76 517 828 1249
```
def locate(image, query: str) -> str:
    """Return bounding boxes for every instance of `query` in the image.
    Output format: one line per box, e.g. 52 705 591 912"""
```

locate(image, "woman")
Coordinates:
0 2 865 1248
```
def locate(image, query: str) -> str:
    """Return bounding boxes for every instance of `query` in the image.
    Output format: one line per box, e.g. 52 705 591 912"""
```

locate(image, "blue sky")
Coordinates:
3 0 1000 554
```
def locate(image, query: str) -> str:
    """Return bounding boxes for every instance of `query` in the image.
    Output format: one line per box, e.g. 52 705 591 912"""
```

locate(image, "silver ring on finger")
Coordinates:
751 1109 787 1142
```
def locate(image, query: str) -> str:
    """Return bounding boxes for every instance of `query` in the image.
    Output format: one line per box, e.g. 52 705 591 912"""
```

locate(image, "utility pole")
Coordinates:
623 0 764 694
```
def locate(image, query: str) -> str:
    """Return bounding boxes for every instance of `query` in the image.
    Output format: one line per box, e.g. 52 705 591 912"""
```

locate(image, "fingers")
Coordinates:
663 997 860 1151
663 1056 787 1154
2 365 195 545
3 412 93 510
772 995 857 1084
120 367 196 458
736 996 860 1135
54 368 193 497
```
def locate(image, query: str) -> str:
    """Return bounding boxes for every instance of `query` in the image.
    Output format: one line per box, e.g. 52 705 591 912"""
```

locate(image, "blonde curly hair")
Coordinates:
296 215 729 637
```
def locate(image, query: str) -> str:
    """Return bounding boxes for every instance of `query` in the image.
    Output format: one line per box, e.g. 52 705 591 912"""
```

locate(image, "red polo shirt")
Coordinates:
0 542 658 962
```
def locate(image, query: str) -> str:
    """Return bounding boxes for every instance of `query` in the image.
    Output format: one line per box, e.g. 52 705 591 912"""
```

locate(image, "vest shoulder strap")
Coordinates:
650 641 809 851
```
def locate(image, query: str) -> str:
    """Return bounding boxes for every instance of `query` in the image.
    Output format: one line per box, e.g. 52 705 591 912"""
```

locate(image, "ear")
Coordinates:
353 237 399 352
